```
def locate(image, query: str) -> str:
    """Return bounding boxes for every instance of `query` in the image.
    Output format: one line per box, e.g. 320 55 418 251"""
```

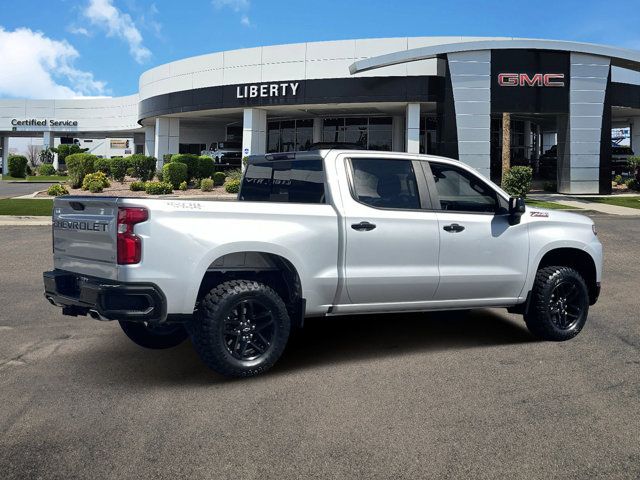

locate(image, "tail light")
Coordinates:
117 207 148 265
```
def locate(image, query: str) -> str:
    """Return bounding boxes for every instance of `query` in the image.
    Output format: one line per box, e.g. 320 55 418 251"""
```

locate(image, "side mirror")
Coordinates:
508 197 526 225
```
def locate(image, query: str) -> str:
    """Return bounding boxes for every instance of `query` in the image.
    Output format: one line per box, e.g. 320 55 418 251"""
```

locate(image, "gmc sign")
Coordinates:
498 73 565 87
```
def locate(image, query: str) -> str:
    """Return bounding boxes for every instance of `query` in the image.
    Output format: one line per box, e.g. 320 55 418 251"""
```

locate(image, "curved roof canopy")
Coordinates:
349 38 640 75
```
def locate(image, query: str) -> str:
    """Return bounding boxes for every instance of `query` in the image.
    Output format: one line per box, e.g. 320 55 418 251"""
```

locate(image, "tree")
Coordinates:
53 144 89 166
39 147 55 164
26 144 42 167
501 112 511 181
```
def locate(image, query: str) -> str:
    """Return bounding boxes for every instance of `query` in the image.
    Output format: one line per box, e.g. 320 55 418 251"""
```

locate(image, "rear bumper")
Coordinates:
43 269 167 323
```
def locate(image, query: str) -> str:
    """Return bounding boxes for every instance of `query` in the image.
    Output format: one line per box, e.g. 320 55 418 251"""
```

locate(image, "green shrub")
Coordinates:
82 171 110 191
53 144 88 167
179 180 188 191
145 181 173 195
156 170 163 182
26 165 34 176
198 156 214 179
213 171 226 186
47 184 68 196
224 178 241 194
7 155 28 178
65 153 97 188
501 166 533 198
170 154 199 180
613 174 623 185
162 153 173 164
624 178 639 190
130 181 146 191
162 162 188 189
110 157 128 182
94 158 112 176
38 164 56 176
543 181 557 192
627 156 640 173
129 154 157 181
126 167 135 176
226 168 242 182
86 180 105 193
200 178 214 192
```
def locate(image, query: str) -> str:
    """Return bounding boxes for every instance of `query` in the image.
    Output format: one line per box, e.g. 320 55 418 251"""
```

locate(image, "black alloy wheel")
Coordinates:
222 298 276 361
547 280 586 330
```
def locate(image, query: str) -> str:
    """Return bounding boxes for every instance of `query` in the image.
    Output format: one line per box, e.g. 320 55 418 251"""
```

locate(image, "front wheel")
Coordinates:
119 321 188 349
524 266 589 341
188 280 291 378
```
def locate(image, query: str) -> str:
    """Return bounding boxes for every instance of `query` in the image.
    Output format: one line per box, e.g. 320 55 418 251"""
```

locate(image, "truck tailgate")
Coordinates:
53 196 119 280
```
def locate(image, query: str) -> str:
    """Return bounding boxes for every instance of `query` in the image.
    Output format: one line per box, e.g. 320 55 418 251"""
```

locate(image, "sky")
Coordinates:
0 0 639 99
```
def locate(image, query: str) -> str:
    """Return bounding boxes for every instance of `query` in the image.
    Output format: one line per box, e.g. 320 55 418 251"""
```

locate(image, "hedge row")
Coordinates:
65 154 158 188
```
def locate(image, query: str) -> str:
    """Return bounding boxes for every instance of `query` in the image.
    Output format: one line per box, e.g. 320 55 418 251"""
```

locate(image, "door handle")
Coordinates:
443 223 465 233
351 221 376 231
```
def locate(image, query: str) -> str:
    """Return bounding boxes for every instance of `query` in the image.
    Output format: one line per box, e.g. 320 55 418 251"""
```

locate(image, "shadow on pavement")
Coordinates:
277 309 535 374
65 309 535 386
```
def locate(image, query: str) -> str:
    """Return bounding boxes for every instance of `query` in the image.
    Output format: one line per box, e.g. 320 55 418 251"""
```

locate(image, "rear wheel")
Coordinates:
118 321 188 349
524 266 589 341
188 280 290 378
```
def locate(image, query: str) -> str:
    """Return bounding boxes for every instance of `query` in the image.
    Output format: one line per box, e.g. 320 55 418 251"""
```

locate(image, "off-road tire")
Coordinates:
524 266 589 341
188 280 291 378
119 321 188 349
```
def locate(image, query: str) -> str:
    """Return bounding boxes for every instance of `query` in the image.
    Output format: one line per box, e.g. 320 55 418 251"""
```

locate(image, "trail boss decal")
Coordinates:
530 211 549 218
498 73 565 87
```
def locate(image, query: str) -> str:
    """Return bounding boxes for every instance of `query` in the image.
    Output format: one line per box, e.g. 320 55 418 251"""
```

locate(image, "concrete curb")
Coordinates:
529 194 640 216
11 191 46 199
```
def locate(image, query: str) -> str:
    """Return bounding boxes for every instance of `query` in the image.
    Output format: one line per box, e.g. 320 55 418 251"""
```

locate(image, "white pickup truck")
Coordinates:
44 150 602 377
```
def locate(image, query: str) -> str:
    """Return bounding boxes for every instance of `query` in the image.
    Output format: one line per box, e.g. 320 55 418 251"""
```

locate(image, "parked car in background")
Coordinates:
201 141 242 165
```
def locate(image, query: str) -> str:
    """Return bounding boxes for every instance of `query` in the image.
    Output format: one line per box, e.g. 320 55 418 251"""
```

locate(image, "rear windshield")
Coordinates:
240 159 326 203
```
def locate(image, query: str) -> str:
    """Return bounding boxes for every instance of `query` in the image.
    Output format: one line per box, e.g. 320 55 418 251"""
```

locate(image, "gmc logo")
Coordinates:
498 73 565 87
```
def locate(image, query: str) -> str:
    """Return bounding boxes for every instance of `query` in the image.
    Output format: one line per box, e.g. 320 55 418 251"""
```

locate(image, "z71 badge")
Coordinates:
530 211 549 218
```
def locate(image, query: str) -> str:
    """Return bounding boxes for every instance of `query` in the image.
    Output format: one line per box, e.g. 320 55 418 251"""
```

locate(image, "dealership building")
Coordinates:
2 36 640 194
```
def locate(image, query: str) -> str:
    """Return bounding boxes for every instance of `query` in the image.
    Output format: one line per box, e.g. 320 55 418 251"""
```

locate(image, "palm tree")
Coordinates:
501 112 511 182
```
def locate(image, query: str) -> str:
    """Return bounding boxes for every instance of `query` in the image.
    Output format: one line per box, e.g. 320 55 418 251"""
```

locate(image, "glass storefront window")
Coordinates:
296 119 313 151
323 118 343 143
268 116 394 153
419 116 438 154
322 117 392 150
344 117 368 147
368 117 392 151
267 119 315 152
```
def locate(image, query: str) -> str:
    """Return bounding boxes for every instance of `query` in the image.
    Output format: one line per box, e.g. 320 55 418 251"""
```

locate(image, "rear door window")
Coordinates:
349 158 421 210
240 160 326 203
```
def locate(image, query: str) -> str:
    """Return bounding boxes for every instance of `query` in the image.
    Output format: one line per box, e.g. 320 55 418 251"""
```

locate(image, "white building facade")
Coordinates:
2 36 640 194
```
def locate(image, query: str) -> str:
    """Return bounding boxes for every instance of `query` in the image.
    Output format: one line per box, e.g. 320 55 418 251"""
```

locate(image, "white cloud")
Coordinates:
68 25 90 36
213 0 252 27
0 27 108 99
83 0 151 63
213 0 250 11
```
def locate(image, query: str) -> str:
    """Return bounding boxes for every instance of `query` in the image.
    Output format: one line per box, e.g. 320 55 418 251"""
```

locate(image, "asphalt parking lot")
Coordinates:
0 181 55 199
0 216 638 479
